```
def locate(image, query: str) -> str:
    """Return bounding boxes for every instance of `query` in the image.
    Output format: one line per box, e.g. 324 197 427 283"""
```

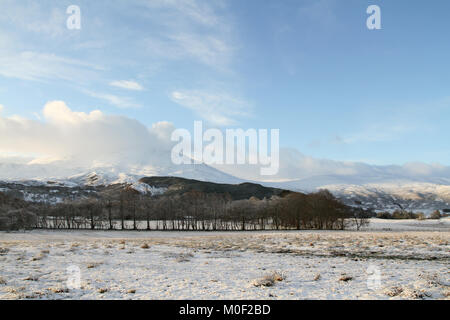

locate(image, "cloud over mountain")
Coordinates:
1 102 450 187
0 101 174 167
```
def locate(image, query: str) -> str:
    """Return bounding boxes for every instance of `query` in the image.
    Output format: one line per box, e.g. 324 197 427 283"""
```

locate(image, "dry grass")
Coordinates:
31 253 46 261
175 252 194 262
385 286 404 297
5 286 26 297
443 289 450 298
87 262 103 269
339 275 353 282
0 230 448 300
47 287 69 294
401 288 427 299
23 275 39 281
252 271 286 287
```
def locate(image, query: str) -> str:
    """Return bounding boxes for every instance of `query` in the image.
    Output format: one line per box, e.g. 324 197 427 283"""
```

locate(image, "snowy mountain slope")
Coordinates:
0 159 243 186
1 157 450 212
0 156 244 204
267 175 450 213
321 182 450 213
271 174 450 192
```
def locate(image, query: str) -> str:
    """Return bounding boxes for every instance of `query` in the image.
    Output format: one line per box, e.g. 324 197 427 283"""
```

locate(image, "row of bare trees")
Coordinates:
1 188 370 231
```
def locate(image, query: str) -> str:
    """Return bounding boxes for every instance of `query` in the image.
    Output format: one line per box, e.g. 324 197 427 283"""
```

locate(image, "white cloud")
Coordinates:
0 0 236 85
1 103 449 185
110 80 144 91
84 90 140 109
341 123 415 144
141 0 234 70
170 90 251 125
172 33 232 67
0 1 67 37
401 162 446 176
145 33 233 69
141 0 223 27
0 105 3 113
212 148 450 184
0 51 101 82
0 1 106 85
43 101 103 125
213 148 361 182
73 41 108 50
0 101 174 167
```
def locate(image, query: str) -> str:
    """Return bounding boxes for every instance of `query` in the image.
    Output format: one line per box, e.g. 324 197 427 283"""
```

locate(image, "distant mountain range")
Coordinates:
0 159 242 185
1 160 450 213
267 175 450 214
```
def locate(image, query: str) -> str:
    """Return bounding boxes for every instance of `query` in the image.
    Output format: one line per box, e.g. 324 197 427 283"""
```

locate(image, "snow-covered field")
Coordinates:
0 219 448 300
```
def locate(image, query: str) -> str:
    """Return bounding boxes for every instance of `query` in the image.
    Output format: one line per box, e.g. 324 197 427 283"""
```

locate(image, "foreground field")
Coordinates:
0 219 449 300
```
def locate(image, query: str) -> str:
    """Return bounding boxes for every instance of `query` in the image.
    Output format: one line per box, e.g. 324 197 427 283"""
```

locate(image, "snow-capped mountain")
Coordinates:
0 158 243 186
318 182 450 213
1 157 450 212
0 157 244 204
62 164 242 187
270 175 450 213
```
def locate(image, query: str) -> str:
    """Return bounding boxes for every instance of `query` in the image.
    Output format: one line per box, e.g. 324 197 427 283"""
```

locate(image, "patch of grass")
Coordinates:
23 275 39 281
87 262 103 269
140 243 150 249
6 286 26 294
339 275 353 282
443 289 450 298
31 252 46 261
401 288 426 299
47 287 69 294
252 271 286 287
175 252 194 262
385 286 403 297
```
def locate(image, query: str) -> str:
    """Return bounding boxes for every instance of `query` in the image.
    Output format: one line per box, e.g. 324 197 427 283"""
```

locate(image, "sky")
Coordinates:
0 0 450 181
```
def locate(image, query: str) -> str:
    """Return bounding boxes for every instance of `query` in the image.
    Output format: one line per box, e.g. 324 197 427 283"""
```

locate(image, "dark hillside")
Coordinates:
139 176 292 200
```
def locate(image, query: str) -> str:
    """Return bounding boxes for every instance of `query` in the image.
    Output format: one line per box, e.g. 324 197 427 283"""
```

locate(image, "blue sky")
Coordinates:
1 0 450 167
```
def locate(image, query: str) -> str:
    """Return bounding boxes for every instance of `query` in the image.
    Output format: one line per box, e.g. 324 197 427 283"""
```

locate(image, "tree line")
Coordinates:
0 187 371 231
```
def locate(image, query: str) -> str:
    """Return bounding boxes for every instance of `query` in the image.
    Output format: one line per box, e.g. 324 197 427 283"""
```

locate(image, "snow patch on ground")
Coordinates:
367 217 450 231
0 222 448 300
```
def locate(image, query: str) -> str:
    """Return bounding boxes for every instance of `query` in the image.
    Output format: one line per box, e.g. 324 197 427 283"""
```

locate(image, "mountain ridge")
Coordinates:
1 160 450 213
